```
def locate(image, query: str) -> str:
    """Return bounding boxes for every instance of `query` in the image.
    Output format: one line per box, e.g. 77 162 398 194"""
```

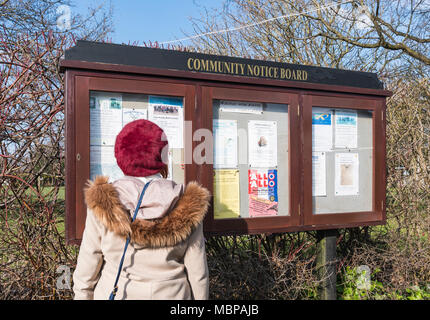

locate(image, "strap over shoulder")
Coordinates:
84 177 211 248
109 181 151 300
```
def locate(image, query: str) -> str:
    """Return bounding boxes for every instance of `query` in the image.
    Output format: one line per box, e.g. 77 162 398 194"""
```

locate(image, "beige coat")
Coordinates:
72 175 210 300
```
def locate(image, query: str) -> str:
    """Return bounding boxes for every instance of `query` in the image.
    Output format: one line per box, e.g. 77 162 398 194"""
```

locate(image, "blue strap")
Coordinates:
109 181 151 300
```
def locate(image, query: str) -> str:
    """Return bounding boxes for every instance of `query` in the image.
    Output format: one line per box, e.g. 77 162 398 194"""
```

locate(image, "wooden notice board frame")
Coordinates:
61 40 390 244
302 94 387 229
201 86 300 234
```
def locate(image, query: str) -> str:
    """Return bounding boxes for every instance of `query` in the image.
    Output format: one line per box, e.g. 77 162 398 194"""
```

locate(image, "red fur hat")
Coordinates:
114 119 168 177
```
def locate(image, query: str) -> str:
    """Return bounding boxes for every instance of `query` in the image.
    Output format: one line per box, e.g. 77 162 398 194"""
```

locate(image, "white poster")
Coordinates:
248 120 277 168
90 145 123 182
335 153 359 196
148 96 184 148
312 108 333 151
213 119 238 168
312 152 326 197
123 107 147 127
90 94 123 146
335 110 358 149
220 100 263 114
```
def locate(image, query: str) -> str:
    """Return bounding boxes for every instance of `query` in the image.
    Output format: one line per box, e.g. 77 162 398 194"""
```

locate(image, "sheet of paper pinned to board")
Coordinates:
90 94 123 146
90 145 123 182
312 108 333 151
248 120 278 168
335 153 359 196
214 169 240 219
148 96 184 148
312 152 327 197
122 94 148 127
219 100 263 114
123 108 147 126
213 119 238 169
335 110 358 149
248 169 278 217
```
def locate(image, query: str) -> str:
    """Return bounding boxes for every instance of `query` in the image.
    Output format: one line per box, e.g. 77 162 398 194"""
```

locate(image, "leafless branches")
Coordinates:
0 0 112 299
187 0 430 76
190 0 430 299
1 0 429 300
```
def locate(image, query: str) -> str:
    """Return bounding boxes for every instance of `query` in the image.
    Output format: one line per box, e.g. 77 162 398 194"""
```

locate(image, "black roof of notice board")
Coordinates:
62 40 384 90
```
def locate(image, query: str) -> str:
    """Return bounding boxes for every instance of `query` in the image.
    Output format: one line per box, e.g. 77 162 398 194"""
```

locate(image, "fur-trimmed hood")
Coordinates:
84 176 210 248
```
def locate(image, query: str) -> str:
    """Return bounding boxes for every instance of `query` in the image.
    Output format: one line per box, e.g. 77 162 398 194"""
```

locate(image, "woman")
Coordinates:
73 119 210 300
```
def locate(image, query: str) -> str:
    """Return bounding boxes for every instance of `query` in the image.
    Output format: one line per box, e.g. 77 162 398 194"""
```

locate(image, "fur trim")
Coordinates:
84 177 210 248
84 176 132 238
131 181 210 248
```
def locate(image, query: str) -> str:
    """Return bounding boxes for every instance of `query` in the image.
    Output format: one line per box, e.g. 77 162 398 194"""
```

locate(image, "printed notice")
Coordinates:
90 145 123 182
312 152 326 197
335 110 357 149
148 96 184 148
123 108 147 127
248 169 278 217
213 119 238 168
214 170 240 219
220 100 263 114
312 108 333 151
335 153 359 196
122 94 148 127
90 94 123 146
248 120 277 168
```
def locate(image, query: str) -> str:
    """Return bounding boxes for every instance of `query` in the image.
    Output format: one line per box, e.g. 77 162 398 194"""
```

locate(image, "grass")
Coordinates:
6 186 65 201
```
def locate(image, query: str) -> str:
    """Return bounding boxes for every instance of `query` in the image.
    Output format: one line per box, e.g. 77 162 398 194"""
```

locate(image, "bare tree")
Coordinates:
187 0 430 76
303 1 430 65
187 0 430 299
0 0 112 299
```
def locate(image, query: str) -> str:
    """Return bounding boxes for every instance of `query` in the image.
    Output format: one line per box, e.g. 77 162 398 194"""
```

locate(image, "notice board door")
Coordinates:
302 94 386 228
199 86 300 235
67 74 195 243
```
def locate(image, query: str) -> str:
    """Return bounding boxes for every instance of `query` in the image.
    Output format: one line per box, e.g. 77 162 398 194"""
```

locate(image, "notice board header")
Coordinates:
63 40 384 90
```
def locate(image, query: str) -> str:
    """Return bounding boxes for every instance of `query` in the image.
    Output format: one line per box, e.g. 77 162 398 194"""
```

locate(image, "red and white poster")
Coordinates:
248 169 278 217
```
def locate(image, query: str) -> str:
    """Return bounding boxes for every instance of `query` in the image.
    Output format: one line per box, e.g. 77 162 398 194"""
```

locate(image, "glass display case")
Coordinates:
62 41 389 243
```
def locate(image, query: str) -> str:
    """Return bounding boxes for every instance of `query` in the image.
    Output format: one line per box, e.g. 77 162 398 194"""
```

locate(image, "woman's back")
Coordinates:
73 175 210 300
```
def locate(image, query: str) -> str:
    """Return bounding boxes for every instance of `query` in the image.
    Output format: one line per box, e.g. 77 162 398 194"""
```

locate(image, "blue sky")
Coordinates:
71 0 224 45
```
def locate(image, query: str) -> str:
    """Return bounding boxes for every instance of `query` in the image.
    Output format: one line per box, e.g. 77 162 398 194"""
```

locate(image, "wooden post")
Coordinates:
316 229 337 300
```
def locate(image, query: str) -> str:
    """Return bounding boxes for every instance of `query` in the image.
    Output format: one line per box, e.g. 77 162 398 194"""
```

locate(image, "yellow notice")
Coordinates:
214 169 240 219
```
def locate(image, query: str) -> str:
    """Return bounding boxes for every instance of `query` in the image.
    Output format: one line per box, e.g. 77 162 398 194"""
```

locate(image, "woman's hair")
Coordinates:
159 164 168 179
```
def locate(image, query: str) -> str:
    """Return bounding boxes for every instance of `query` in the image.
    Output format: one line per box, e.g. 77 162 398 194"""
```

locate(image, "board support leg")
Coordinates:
316 229 337 300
